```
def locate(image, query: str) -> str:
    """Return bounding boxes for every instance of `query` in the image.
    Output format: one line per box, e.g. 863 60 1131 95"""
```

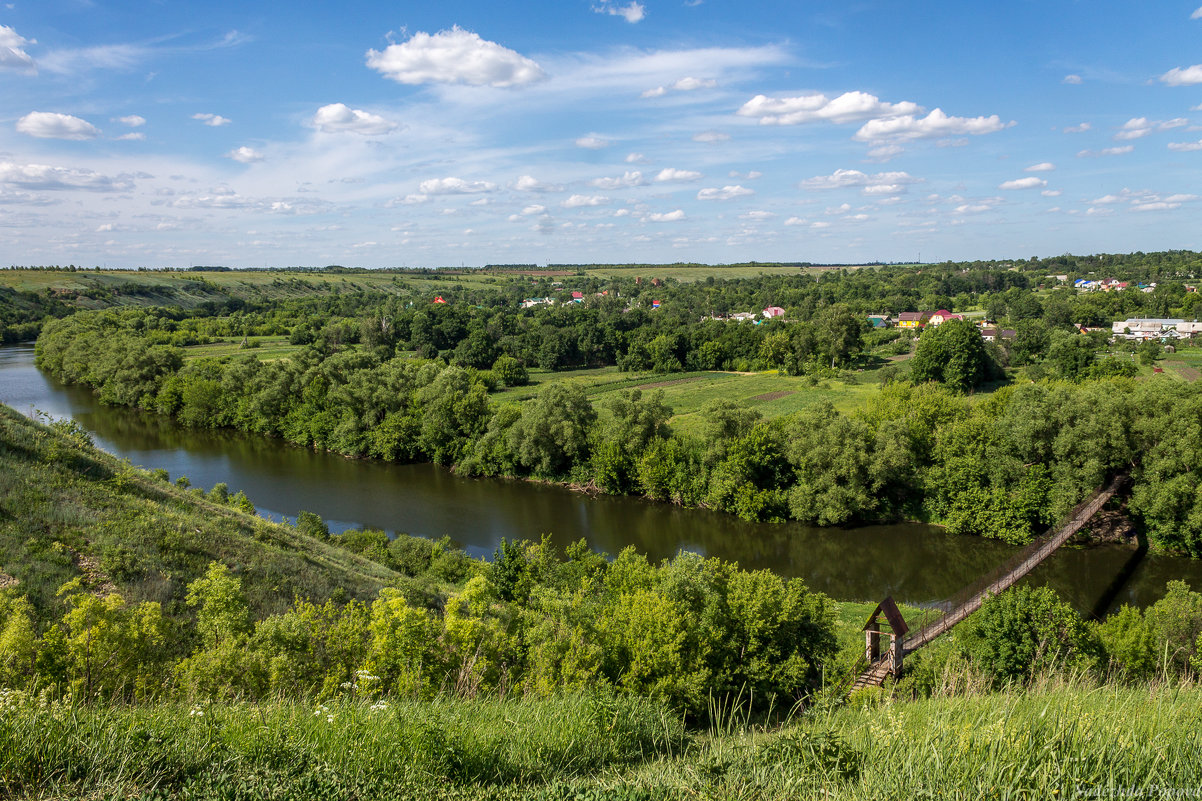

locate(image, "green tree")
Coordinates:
911 319 994 393
508 383 597 476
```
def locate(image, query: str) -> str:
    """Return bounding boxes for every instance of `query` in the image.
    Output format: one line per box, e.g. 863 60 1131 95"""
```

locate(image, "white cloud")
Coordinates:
729 170 763 179
654 168 702 182
999 176 1047 190
866 144 904 162
115 132 145 141
1063 74 1082 85
0 161 134 191
810 221 831 229
192 113 231 127
16 111 99 140
513 175 563 192
692 131 730 143
592 170 644 189
1160 65 1202 86
1025 162 1055 172
1064 122 1091 133
1042 189 1062 197
645 209 685 222
366 26 545 87
116 115 145 127
697 185 753 200
1115 117 1188 140
226 146 265 163
1078 145 1134 157
520 204 547 215
311 103 397 135
738 91 921 126
563 194 610 207
801 168 920 192
1169 139 1202 151
740 210 774 220
418 176 497 194
576 135 611 149
854 108 1011 142
1192 5 1202 18
625 152 647 163
0 25 36 73
397 194 429 205
594 1 646 23
640 76 716 99
784 217 807 226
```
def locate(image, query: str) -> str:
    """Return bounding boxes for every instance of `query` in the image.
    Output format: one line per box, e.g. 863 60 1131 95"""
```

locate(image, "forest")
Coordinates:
24 253 1202 555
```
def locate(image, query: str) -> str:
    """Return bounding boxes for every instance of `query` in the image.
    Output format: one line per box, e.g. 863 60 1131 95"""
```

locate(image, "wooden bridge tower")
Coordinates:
863 596 909 678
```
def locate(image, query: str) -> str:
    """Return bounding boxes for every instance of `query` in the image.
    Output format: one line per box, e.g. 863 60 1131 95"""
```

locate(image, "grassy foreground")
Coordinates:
0 681 1198 799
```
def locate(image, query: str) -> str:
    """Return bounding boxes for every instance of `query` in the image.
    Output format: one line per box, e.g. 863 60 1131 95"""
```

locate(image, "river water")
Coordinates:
3 342 1200 613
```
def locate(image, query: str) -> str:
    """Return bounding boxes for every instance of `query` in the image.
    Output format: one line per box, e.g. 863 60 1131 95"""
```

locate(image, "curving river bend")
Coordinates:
3 342 1200 614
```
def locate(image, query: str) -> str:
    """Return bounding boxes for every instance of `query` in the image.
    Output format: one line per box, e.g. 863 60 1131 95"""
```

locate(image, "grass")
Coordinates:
1 679 1198 799
0 403 397 621
578 264 877 283
182 336 304 362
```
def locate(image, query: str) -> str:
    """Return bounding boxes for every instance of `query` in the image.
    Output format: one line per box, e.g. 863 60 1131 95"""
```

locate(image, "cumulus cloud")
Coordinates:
1078 145 1134 157
576 135 611 149
729 170 763 180
654 168 702 182
1042 189 1062 197
740 210 774 220
1064 122 1091 133
1160 65 1202 86
784 217 807 226
513 175 563 192
999 176 1047 190
1 25 36 73
192 113 231 127
114 115 145 127
640 86 667 98
563 194 610 207
1193 5 1202 18
1114 117 1188 140
593 1 646 23
866 144 905 162
226 146 265 163
1063 74 1083 85
311 103 397 135
592 170 645 189
16 111 99 140
645 209 686 222
800 169 920 194
1025 162 1055 172
0 161 133 191
366 27 545 87
697 185 753 200
853 109 1011 142
418 176 497 194
738 91 921 126
625 152 647 163
692 131 730 143
1168 139 1202 151
115 132 145 141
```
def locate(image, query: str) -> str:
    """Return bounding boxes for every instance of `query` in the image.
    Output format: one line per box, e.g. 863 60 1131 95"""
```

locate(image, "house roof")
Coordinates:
863 596 909 636
898 311 928 321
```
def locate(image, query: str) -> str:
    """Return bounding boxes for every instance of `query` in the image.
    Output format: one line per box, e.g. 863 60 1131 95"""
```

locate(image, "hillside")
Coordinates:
0 403 398 623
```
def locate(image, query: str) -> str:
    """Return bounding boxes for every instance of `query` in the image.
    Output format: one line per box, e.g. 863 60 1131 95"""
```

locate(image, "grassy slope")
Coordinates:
0 404 397 622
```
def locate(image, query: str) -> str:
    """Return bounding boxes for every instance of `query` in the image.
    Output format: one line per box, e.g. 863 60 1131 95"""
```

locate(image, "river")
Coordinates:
3 342 1200 614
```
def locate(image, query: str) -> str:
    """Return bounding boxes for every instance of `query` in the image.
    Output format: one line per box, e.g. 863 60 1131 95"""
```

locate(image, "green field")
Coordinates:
182 336 305 362
580 263 877 283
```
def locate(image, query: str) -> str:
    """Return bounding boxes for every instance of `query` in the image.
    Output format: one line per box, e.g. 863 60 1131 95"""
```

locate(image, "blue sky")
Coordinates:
2 1 1202 268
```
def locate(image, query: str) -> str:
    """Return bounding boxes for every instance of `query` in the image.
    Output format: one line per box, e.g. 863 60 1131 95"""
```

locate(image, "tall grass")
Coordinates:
0 691 684 799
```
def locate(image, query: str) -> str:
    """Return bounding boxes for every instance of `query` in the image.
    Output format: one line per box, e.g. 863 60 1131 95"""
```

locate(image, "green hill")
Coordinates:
0 403 397 623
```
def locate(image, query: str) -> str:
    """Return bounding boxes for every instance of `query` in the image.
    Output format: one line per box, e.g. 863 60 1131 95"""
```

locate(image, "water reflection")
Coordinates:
3 343 1202 613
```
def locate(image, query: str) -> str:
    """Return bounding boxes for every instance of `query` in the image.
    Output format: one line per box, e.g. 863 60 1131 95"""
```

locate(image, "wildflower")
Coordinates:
189 706 204 718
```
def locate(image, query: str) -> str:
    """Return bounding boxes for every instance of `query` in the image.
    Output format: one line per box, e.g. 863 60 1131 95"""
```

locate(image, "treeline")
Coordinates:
32 310 1202 555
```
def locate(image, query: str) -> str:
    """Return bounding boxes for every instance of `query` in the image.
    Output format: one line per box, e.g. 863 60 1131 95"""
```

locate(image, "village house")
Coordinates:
762 306 786 319
897 311 930 329
928 309 964 326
